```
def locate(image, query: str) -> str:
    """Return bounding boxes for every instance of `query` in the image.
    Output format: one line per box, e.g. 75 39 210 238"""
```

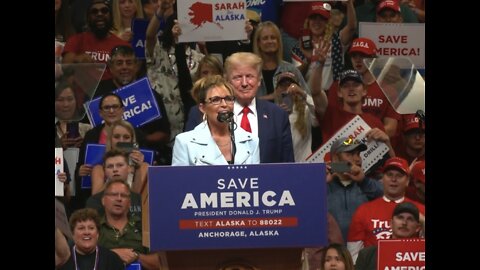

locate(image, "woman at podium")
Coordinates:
172 75 260 165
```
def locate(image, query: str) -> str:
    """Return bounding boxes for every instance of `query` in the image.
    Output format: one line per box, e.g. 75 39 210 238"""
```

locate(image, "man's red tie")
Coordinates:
240 106 252 133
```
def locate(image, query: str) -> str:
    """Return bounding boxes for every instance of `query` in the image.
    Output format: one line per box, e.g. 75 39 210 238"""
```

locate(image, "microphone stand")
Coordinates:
217 112 236 164
228 118 236 164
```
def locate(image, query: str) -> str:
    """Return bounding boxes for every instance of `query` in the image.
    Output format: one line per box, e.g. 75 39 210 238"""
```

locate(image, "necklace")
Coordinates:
111 226 123 241
73 245 98 270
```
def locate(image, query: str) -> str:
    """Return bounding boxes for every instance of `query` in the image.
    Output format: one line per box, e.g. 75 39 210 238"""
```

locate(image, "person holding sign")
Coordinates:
172 75 260 165
326 137 383 241
86 150 143 219
72 93 145 213
95 45 171 165
90 120 148 195
354 202 422 270
347 157 425 263
145 0 204 146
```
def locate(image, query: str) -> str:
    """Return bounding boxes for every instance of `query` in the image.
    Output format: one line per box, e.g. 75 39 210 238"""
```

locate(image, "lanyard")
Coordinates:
72 245 98 270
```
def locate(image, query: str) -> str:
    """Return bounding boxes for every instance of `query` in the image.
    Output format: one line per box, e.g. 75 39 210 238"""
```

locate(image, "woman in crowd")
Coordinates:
321 243 354 270
59 208 124 269
55 80 92 149
252 21 310 101
111 0 144 41
91 120 148 195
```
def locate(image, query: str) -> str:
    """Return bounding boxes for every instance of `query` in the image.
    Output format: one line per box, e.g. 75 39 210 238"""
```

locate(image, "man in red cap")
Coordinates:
395 113 425 164
327 37 401 138
347 156 425 262
376 0 403 23
406 160 425 204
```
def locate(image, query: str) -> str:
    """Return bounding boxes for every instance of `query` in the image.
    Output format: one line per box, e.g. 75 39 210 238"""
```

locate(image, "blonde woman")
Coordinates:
111 0 144 41
91 120 148 195
252 21 311 101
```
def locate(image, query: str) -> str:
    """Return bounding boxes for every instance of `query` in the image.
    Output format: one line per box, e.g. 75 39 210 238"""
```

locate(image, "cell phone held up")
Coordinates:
281 92 293 112
330 162 352 174
116 142 139 154
116 142 139 166
66 122 80 139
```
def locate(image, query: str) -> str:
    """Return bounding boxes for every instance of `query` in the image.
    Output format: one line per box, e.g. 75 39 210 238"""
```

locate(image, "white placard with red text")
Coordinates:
306 115 389 173
378 239 425 270
55 148 64 197
177 0 247 42
359 22 425 69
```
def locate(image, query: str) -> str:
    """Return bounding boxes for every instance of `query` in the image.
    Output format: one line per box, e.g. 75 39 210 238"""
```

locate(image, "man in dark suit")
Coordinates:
185 52 294 163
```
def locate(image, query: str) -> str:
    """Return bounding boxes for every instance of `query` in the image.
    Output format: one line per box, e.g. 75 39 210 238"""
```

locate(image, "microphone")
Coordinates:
217 111 237 164
217 111 234 123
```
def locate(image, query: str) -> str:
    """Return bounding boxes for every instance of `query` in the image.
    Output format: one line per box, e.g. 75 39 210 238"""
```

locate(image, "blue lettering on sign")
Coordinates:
149 163 328 250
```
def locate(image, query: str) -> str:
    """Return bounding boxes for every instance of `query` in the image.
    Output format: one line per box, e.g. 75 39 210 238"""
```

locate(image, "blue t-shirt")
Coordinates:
247 0 283 23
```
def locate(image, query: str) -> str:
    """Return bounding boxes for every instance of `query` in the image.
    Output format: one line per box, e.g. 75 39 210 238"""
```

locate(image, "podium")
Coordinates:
160 248 302 270
148 164 328 269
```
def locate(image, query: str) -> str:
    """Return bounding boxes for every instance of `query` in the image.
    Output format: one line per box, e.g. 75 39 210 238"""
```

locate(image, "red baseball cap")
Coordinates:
410 160 425 184
376 0 401 14
349 38 378 57
403 114 425 133
382 157 409 175
308 2 331 20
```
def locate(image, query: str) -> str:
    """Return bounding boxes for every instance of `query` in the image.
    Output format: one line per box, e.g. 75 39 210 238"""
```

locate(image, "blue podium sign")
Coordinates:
148 163 327 250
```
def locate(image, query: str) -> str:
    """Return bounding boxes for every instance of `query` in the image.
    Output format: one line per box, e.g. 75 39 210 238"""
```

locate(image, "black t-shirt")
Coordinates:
262 69 276 96
59 245 124 270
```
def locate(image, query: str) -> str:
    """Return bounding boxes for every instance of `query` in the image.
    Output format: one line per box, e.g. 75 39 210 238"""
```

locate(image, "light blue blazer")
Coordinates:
172 122 260 166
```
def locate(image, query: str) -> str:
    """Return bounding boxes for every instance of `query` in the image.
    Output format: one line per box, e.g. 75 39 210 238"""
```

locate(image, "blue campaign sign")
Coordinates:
81 144 155 189
131 18 149 59
148 163 328 250
126 261 141 270
85 77 161 128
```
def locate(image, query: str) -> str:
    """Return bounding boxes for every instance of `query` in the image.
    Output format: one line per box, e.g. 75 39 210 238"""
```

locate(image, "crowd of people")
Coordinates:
55 0 425 269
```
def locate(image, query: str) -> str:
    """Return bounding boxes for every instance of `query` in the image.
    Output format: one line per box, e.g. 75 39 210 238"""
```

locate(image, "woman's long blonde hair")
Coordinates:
293 93 308 139
106 120 137 151
111 0 144 34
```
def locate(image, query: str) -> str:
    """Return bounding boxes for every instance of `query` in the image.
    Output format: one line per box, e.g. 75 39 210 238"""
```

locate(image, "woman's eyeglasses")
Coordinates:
206 96 235 105
101 104 122 112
